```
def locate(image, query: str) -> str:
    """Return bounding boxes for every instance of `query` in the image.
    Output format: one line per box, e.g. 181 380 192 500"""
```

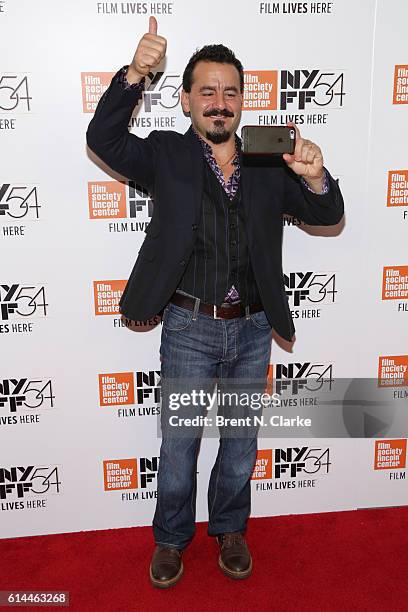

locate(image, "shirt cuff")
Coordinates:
300 169 330 195
116 65 145 92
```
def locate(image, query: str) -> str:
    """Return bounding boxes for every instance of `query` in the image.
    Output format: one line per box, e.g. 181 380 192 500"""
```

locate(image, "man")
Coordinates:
87 17 344 588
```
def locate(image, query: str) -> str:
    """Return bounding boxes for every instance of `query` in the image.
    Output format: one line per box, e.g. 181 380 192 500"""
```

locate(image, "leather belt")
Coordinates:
170 292 263 320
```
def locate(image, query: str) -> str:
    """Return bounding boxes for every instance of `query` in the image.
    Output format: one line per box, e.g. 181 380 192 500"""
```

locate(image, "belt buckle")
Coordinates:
213 305 222 320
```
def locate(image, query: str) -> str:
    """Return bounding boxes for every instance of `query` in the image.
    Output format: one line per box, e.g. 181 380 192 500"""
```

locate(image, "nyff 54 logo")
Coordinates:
141 71 181 113
243 69 345 111
272 362 334 394
252 447 331 480
0 184 41 220
0 378 55 413
284 272 337 307
0 75 31 112
279 70 345 110
0 466 61 500
0 284 48 320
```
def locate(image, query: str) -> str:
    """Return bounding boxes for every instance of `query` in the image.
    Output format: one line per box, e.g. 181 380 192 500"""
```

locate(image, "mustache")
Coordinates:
203 108 234 118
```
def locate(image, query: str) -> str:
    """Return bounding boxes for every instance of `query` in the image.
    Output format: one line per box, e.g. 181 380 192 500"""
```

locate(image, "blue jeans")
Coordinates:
153 301 272 549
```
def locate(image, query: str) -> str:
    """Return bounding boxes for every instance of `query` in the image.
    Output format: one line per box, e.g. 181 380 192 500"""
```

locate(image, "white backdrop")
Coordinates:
1 0 408 539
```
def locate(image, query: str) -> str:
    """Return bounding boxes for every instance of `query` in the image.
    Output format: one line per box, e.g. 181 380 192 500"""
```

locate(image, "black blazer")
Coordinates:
86 74 344 341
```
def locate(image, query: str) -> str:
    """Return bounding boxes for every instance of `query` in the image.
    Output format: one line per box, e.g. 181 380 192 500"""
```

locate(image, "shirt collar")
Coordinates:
192 127 240 166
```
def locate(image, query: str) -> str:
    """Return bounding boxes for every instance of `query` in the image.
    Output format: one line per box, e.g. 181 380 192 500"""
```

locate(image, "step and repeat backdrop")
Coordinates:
1 0 407 538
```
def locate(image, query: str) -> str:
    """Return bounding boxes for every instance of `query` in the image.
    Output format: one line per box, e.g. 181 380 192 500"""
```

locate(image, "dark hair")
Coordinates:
182 44 244 93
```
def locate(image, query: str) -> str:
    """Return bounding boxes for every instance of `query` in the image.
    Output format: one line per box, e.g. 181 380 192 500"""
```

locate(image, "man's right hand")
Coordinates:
126 16 167 84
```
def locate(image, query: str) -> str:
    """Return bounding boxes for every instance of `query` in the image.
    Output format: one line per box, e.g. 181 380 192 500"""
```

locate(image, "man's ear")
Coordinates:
181 89 190 114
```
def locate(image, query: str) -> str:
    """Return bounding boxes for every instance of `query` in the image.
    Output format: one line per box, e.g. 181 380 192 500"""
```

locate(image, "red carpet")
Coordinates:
0 508 407 611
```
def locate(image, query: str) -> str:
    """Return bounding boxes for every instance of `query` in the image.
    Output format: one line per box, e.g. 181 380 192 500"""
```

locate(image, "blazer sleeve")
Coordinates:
86 69 160 193
282 165 344 226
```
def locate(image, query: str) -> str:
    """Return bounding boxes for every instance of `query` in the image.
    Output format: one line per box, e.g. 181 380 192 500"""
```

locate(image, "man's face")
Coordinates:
181 61 242 144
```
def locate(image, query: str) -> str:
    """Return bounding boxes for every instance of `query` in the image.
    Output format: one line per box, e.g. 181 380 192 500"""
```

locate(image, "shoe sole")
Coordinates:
149 561 184 589
218 555 252 580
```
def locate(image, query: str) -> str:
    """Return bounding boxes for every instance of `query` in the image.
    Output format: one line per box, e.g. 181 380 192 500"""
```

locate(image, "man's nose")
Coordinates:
213 91 226 108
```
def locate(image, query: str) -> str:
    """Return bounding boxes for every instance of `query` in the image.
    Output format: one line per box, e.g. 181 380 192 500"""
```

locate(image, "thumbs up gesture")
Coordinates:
127 16 167 83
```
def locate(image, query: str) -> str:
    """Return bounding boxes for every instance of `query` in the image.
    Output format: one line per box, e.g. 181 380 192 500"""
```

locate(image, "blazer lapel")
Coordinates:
184 126 204 224
239 144 254 222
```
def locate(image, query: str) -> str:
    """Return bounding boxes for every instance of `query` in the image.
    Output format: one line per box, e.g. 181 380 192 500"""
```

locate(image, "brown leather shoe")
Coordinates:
149 545 183 589
217 533 252 580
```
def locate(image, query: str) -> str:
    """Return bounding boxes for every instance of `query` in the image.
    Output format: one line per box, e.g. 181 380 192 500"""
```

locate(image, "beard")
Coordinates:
205 119 231 144
202 108 234 144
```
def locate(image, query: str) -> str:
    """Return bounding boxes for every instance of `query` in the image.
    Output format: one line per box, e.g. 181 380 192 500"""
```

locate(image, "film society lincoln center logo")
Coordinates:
93 280 126 316
374 440 407 472
393 65 408 104
387 171 408 208
382 266 408 301
81 73 113 113
103 457 159 500
243 71 278 111
88 181 126 219
98 371 160 417
378 356 408 387
88 180 153 230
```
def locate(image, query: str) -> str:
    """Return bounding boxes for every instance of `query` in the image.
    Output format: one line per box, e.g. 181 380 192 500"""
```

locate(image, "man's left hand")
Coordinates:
283 122 325 193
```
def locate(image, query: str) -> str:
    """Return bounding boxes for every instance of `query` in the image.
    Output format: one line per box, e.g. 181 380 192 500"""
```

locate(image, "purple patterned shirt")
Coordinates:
117 66 146 92
193 130 241 200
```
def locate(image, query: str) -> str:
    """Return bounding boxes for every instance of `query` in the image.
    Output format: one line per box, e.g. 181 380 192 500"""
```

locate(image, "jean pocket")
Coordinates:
162 303 193 331
249 310 271 329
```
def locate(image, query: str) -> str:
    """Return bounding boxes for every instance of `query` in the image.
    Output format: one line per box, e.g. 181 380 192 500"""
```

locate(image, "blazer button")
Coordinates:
192 224 198 231
179 260 186 266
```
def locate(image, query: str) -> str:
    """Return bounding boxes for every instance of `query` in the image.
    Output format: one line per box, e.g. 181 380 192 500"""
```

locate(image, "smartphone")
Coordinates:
241 126 296 155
